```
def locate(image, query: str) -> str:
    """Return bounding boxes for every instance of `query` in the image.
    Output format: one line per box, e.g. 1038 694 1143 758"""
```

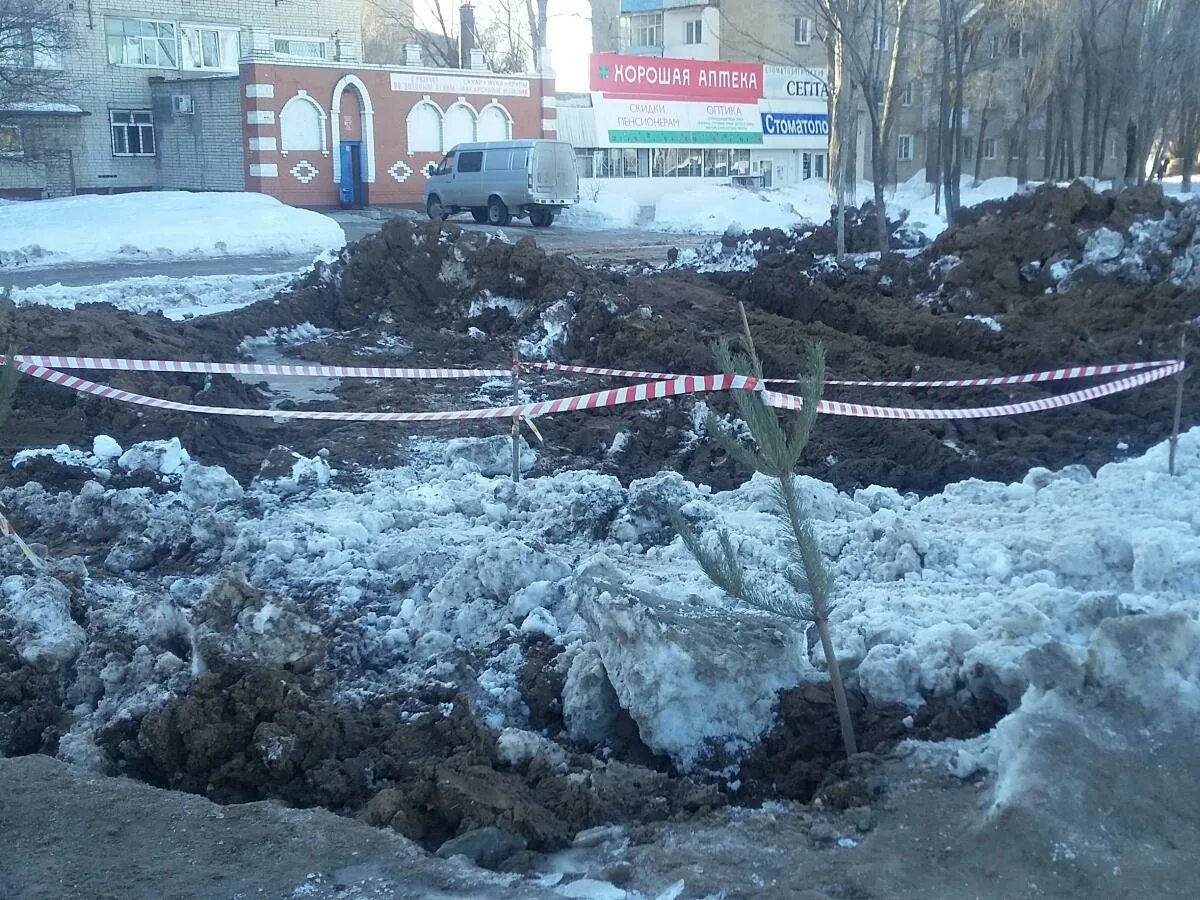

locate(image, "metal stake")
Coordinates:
1169 331 1187 476
511 344 521 483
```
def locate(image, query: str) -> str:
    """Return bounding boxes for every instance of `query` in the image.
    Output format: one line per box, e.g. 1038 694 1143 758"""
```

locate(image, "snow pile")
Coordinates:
653 183 819 234
1076 197 1200 289
561 187 641 229
2 429 1198 778
0 192 345 269
10 271 301 319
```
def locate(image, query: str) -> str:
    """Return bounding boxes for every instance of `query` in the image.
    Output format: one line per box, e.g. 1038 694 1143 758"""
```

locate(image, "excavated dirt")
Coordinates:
3 183 1197 494
95 660 723 856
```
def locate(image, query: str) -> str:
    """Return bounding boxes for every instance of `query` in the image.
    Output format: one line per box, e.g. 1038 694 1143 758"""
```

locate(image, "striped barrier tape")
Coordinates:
11 360 755 422
0 355 1181 390
8 358 1182 423
766 361 1184 419
522 359 1183 389
0 355 509 380
0 510 45 570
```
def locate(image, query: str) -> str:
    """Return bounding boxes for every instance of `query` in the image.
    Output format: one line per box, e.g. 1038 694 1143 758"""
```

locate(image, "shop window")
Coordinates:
407 101 442 154
0 124 22 156
731 149 751 175
704 149 731 177
575 150 595 178
105 18 176 68
110 109 155 156
181 25 239 72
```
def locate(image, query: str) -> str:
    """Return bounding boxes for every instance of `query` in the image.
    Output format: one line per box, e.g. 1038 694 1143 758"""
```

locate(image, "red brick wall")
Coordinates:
241 62 555 207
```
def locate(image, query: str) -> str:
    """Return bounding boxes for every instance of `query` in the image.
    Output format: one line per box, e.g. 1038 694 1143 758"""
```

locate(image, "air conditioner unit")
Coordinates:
172 94 195 115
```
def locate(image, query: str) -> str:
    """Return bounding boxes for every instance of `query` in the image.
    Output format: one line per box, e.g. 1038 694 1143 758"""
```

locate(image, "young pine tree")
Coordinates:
671 306 858 759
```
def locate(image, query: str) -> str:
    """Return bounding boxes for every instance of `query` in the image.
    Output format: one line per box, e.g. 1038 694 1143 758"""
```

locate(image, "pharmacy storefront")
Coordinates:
560 54 829 187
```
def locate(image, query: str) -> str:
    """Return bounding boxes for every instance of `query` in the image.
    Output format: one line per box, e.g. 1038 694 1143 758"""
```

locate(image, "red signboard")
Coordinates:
590 52 764 103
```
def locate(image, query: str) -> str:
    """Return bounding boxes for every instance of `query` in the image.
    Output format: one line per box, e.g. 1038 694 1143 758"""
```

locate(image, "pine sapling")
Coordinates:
670 305 858 759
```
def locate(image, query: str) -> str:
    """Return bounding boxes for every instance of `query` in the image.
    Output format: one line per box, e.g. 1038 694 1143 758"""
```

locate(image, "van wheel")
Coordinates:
530 208 554 228
427 196 448 221
486 197 511 227
471 209 488 224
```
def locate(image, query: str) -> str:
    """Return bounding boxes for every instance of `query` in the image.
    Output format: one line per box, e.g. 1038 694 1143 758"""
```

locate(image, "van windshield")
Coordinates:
434 152 455 176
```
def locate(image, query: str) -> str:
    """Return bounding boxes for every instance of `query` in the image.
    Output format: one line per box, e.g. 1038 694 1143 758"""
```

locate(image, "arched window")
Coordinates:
477 103 512 142
443 102 476 149
280 92 326 153
407 101 443 153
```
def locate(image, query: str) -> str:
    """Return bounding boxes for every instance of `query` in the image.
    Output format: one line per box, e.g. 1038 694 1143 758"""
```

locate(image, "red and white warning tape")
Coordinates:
0 510 45 570
8 358 1182 423
767 360 1184 419
0 355 509 380
11 360 755 422
523 358 1181 389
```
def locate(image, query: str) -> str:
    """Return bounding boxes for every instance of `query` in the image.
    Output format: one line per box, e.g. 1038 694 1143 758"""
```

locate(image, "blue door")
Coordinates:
339 142 366 207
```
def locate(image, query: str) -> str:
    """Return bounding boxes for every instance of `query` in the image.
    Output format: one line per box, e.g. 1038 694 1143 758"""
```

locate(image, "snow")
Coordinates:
965 315 1003 332
0 192 345 269
562 186 642 229
0 101 84 113
10 271 301 319
2 427 1198 782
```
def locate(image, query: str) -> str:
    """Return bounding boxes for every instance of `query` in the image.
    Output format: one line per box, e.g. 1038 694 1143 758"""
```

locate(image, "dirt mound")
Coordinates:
0 642 62 756
3 187 1196 497
97 662 722 856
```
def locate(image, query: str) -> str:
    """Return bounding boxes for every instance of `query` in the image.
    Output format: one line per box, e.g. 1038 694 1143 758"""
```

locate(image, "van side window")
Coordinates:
435 152 455 176
511 149 529 170
484 150 512 171
457 151 484 173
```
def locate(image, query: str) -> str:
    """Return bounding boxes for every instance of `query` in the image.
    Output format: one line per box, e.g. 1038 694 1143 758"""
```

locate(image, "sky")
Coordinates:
414 0 593 91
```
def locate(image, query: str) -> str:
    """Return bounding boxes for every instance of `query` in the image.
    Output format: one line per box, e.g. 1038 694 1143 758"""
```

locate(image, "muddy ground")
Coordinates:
2 180 1195 495
1 182 1198 895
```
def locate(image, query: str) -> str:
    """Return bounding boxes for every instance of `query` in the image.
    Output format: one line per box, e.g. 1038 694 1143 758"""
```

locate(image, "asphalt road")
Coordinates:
0 210 712 290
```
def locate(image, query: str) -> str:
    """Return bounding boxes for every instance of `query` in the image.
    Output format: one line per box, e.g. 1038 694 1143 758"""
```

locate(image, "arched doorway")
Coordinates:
331 74 375 206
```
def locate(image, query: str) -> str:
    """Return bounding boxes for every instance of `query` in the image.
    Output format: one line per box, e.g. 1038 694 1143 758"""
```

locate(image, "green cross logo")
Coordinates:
598 64 610 80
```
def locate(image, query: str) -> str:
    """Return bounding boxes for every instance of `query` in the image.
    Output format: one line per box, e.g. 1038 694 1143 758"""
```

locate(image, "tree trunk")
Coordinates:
1122 119 1138 188
974 107 988 185
872 126 890 256
1043 92 1055 180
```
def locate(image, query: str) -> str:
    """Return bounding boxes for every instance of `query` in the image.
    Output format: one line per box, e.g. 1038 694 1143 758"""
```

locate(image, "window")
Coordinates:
1009 139 1020 159
1110 137 1120 159
875 22 889 51
1008 30 1024 59
901 81 914 107
407 102 442 153
280 95 324 152
685 19 703 45
897 134 913 162
0 124 22 157
106 18 176 68
110 109 155 156
477 104 512 142
2 27 62 69
795 16 813 45
988 35 1001 59
273 37 327 60
620 13 663 49
181 25 239 72
483 150 511 171
983 137 997 160
962 136 974 160
457 150 483 173
731 148 751 175
703 148 731 177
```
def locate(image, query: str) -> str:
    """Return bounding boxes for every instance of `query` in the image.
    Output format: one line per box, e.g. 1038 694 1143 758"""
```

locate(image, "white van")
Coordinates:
424 140 578 228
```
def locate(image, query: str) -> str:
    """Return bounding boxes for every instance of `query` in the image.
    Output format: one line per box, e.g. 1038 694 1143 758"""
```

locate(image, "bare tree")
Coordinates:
806 0 913 256
0 0 71 105
363 0 459 67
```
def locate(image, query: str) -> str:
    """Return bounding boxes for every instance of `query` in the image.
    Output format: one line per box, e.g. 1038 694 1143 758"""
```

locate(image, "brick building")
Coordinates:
0 1 556 205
